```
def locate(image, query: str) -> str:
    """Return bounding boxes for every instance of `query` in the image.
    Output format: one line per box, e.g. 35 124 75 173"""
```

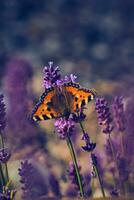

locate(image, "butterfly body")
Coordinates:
32 82 96 121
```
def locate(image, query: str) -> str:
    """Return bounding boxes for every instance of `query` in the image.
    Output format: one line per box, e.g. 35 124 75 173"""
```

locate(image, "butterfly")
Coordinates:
32 82 96 121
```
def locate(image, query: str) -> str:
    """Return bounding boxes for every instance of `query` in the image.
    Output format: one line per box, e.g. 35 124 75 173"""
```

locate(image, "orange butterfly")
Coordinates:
32 82 96 121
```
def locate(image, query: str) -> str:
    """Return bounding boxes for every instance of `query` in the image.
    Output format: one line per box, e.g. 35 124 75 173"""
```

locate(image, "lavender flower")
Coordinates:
72 107 86 123
0 186 16 200
18 160 48 199
81 133 96 152
117 155 129 182
56 74 77 86
18 160 34 199
43 61 61 88
43 61 77 89
0 148 11 163
0 94 6 132
67 161 82 190
110 188 119 197
4 58 36 147
54 117 75 139
112 96 126 132
95 98 113 134
48 173 61 197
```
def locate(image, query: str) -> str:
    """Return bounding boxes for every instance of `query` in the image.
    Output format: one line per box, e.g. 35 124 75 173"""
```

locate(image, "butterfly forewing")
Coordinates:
32 88 59 121
63 82 96 112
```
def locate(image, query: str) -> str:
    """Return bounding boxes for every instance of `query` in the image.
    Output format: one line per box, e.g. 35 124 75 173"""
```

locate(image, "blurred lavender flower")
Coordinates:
117 155 129 182
18 160 34 199
18 160 48 199
54 117 75 139
0 148 11 163
112 96 126 132
95 98 113 134
0 94 6 132
48 173 61 197
0 186 16 200
105 137 121 162
67 161 82 191
110 188 119 197
125 94 134 155
4 58 36 148
81 133 96 152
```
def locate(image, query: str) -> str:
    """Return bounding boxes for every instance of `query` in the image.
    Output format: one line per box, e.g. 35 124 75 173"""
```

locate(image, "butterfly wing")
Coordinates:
32 88 60 121
63 82 96 112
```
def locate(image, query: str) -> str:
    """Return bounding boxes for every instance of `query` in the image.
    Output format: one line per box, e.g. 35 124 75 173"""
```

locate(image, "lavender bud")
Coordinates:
0 148 11 163
54 117 75 139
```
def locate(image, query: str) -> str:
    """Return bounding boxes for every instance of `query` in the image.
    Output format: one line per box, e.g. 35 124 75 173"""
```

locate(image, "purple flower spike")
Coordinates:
18 160 34 198
0 186 16 200
112 96 126 132
55 117 75 139
0 94 6 132
95 98 113 134
43 61 61 89
0 148 11 163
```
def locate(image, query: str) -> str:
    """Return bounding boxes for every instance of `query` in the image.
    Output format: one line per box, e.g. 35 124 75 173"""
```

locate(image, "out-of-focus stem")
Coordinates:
66 135 85 198
120 131 125 156
79 119 106 198
0 164 6 186
0 133 9 183
92 160 106 198
108 134 123 194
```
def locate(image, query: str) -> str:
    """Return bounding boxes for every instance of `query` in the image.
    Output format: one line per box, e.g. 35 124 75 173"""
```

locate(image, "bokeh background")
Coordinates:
0 0 133 199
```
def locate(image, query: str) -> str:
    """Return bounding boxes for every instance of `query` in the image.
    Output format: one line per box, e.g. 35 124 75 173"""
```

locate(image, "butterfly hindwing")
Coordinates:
32 87 59 121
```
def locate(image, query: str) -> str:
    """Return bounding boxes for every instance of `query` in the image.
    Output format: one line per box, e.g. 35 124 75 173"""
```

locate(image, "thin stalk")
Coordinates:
108 134 123 194
66 135 85 198
0 164 6 186
0 133 9 183
120 131 125 156
78 119 106 198
92 162 106 198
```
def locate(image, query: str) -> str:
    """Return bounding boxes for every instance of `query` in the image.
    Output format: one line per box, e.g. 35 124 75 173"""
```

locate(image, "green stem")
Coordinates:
92 160 106 198
66 135 85 198
0 133 9 183
0 164 6 186
78 119 106 198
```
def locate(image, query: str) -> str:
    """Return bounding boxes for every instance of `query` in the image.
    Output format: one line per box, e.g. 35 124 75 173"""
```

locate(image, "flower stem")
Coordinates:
78 120 106 198
66 135 85 198
92 159 106 198
0 133 9 183
120 131 125 156
0 164 6 186
108 134 123 194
